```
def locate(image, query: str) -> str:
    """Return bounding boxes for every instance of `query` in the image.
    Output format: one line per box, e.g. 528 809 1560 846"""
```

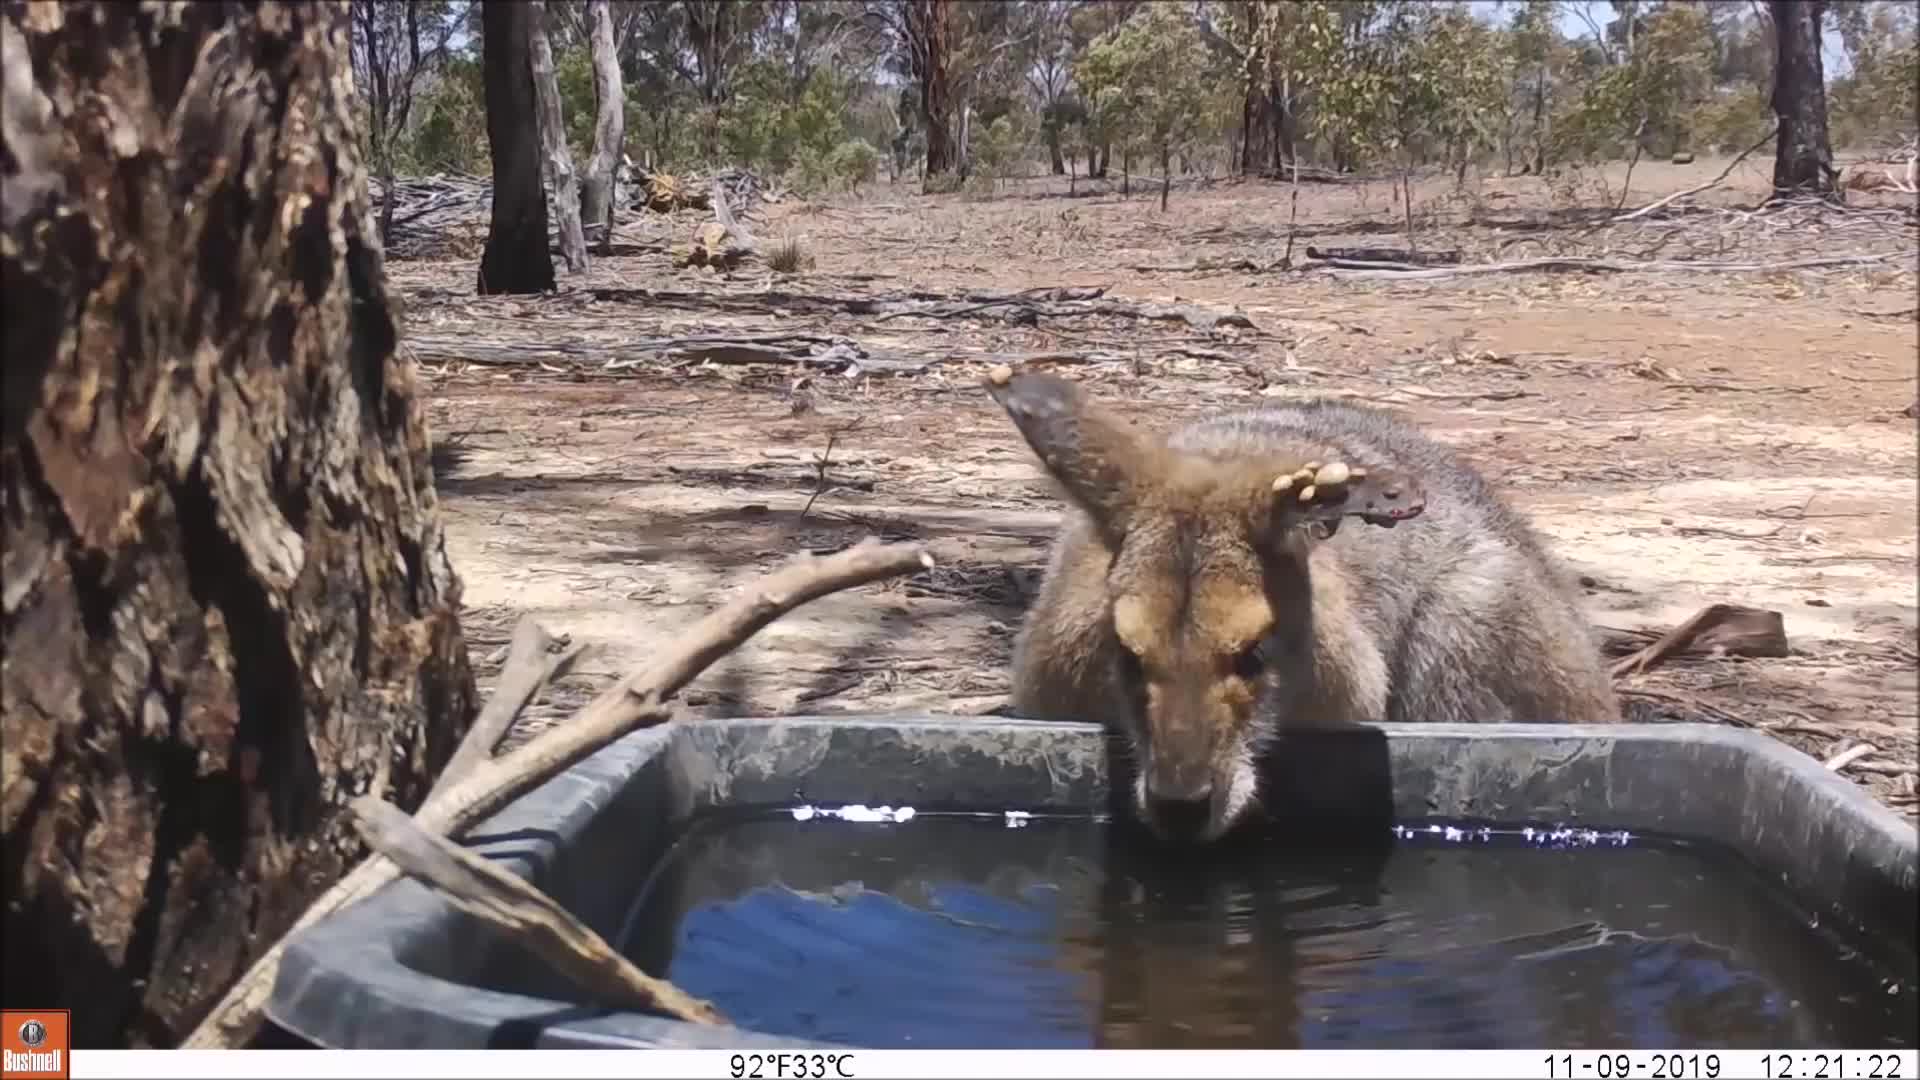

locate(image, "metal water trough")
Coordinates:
266 715 1919 1050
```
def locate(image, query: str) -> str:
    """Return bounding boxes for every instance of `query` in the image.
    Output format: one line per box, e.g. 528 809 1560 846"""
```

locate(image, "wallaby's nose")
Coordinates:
1145 788 1214 842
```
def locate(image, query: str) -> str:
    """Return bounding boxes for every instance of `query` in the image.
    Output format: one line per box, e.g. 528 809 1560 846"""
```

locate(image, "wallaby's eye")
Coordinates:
1233 642 1265 681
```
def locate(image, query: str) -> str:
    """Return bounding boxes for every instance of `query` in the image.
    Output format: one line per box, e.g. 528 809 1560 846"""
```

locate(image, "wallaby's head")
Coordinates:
987 370 1425 845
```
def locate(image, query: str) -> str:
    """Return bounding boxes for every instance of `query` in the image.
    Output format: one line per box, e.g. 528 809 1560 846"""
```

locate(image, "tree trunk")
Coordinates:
579 0 624 255
378 144 400 249
1274 74 1295 173
1240 84 1268 176
1159 144 1171 212
1 2 476 1049
356 2 397 246
1769 0 1838 200
1046 127 1065 175
479 1 555 294
1095 140 1109 178
1530 64 1548 173
906 0 954 188
527 0 585 272
956 98 972 179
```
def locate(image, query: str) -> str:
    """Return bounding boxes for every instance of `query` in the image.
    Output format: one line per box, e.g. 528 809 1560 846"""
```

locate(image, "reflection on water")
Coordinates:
615 812 1916 1049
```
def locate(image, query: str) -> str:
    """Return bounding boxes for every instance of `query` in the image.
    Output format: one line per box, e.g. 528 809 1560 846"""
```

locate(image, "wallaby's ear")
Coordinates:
985 367 1152 536
1266 459 1426 540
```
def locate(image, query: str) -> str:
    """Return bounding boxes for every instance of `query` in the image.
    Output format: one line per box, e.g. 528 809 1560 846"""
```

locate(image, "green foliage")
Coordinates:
1553 1 1718 161
973 109 1037 184
404 55 488 174
358 0 1910 202
1688 84 1775 154
793 138 884 195
1289 2 1504 169
1073 3 1221 186
1828 1 1920 149
554 47 597 164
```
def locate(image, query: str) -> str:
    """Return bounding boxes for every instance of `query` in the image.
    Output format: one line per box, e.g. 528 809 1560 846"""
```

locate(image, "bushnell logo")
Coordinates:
1 1010 69 1079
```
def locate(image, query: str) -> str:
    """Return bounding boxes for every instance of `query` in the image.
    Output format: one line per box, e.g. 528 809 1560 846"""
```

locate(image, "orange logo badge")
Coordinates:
0 1011 69 1080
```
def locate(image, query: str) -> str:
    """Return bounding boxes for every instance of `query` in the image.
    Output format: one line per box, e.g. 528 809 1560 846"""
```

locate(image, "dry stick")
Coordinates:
1824 743 1878 772
1281 154 1303 269
800 417 864 519
1612 120 1649 214
1399 161 1416 252
1610 603 1789 679
440 616 582 787
346 797 725 1025
1847 760 1920 778
183 537 935 1049
1614 123 1780 223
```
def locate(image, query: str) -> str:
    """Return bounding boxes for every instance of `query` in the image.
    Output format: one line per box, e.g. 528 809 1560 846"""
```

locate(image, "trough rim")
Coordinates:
265 715 1920 1051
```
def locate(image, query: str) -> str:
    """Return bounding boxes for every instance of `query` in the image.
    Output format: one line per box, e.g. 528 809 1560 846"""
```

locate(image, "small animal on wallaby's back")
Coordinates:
983 367 1618 846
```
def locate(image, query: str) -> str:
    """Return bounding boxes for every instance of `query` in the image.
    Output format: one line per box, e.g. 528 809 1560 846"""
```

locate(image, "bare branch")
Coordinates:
182 538 934 1048
346 797 724 1024
439 617 581 788
1613 122 1780 222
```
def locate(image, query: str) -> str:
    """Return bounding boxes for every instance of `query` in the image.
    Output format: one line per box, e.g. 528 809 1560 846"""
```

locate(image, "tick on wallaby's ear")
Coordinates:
1267 458 1427 539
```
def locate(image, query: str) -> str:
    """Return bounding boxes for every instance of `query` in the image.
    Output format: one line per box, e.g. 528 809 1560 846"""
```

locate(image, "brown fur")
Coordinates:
986 371 1619 844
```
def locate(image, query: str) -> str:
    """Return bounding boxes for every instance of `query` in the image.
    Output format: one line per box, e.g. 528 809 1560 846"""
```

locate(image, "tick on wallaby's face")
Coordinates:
984 368 1426 845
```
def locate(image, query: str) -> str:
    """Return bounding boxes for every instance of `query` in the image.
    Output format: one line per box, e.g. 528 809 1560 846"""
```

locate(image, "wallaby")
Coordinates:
985 369 1618 845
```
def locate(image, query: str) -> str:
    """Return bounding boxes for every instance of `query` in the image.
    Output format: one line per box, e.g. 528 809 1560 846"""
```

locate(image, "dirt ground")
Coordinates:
389 151 1920 825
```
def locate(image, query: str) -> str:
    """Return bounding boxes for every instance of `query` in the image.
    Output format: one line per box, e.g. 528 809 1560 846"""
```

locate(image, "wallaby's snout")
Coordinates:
1144 787 1214 843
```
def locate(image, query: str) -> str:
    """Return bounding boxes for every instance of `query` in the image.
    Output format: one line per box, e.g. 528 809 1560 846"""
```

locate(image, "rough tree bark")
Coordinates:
1 0 476 1049
1240 79 1294 178
903 0 954 188
579 0 625 255
1769 0 1839 200
528 0 585 273
478 1 555 294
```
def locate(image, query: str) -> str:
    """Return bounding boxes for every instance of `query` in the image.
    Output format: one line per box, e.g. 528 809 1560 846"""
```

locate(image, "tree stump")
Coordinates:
1 0 476 1048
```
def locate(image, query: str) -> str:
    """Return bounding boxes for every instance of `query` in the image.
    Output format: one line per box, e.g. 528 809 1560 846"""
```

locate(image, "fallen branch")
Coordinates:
1381 387 1534 403
1614 123 1779 223
1658 380 1813 395
407 332 1122 380
1823 743 1877 772
1306 245 1462 266
1613 686 1758 727
183 537 935 1048
1610 603 1789 678
440 617 582 788
1317 253 1900 281
1130 257 1275 274
578 287 1257 331
346 796 724 1025
1845 759 1920 778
